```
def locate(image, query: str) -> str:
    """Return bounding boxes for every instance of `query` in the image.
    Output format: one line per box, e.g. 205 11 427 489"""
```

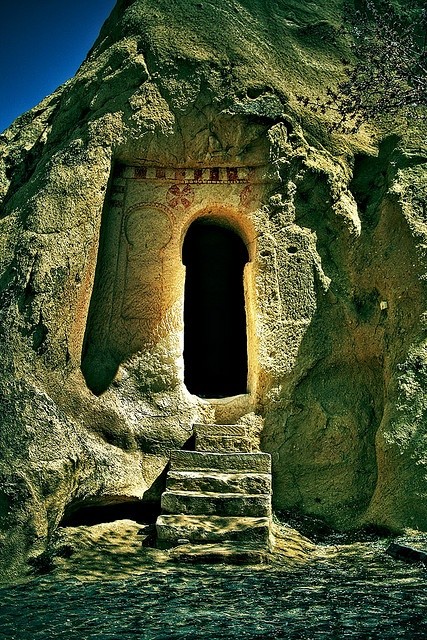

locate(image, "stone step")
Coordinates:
170 450 271 474
194 424 252 453
161 490 271 518
195 434 252 453
166 470 271 495
169 542 270 565
193 424 248 437
156 514 271 547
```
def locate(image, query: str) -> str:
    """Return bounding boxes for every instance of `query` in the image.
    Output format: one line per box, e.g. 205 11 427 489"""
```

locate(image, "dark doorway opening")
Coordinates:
182 219 249 398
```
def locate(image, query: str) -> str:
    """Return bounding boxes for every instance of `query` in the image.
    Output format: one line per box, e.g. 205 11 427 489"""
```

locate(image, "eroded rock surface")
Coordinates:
0 0 426 582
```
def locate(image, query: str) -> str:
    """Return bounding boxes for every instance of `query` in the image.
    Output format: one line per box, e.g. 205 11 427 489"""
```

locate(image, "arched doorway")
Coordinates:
182 218 249 398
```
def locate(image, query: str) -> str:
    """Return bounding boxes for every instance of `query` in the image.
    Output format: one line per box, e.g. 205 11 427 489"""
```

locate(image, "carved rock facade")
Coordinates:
0 0 426 580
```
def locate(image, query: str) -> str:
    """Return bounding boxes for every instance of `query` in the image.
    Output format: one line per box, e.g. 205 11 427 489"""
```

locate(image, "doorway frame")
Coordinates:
180 206 258 399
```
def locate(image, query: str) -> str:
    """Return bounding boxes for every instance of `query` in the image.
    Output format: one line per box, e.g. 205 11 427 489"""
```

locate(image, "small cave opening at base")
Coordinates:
60 501 161 527
182 218 249 398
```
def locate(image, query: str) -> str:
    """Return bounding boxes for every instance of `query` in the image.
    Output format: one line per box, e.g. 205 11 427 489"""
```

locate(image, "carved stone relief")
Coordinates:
121 204 173 325
106 164 265 351
82 163 268 393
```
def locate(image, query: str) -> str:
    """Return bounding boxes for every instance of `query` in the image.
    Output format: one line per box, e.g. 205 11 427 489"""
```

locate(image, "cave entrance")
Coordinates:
182 218 249 398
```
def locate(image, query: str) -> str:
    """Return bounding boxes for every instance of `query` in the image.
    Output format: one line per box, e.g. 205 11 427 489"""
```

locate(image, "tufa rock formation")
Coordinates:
0 0 426 581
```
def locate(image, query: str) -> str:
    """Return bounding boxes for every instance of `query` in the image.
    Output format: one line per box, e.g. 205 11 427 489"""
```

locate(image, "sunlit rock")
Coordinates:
0 0 426 581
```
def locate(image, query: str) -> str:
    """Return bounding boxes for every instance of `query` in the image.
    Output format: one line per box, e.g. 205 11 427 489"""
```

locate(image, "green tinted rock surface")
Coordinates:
0 0 426 581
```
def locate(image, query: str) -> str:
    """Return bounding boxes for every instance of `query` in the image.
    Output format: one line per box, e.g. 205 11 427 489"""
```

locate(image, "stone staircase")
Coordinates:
156 424 273 561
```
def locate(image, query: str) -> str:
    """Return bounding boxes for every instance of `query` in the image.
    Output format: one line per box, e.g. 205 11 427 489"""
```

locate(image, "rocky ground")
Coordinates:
1 524 426 639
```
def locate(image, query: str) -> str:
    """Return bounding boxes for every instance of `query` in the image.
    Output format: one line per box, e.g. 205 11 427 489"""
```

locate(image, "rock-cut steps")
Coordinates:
156 424 273 561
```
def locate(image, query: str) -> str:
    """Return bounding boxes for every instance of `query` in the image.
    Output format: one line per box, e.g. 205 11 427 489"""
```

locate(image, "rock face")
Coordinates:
0 0 426 581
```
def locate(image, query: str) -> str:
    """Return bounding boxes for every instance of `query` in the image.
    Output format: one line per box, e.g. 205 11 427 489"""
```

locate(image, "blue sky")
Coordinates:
0 1 117 133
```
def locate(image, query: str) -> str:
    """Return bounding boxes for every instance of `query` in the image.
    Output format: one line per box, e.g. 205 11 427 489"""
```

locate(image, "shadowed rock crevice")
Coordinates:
60 500 160 527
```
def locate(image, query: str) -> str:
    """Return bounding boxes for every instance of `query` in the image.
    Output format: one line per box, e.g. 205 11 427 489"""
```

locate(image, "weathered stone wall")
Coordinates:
0 0 426 580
